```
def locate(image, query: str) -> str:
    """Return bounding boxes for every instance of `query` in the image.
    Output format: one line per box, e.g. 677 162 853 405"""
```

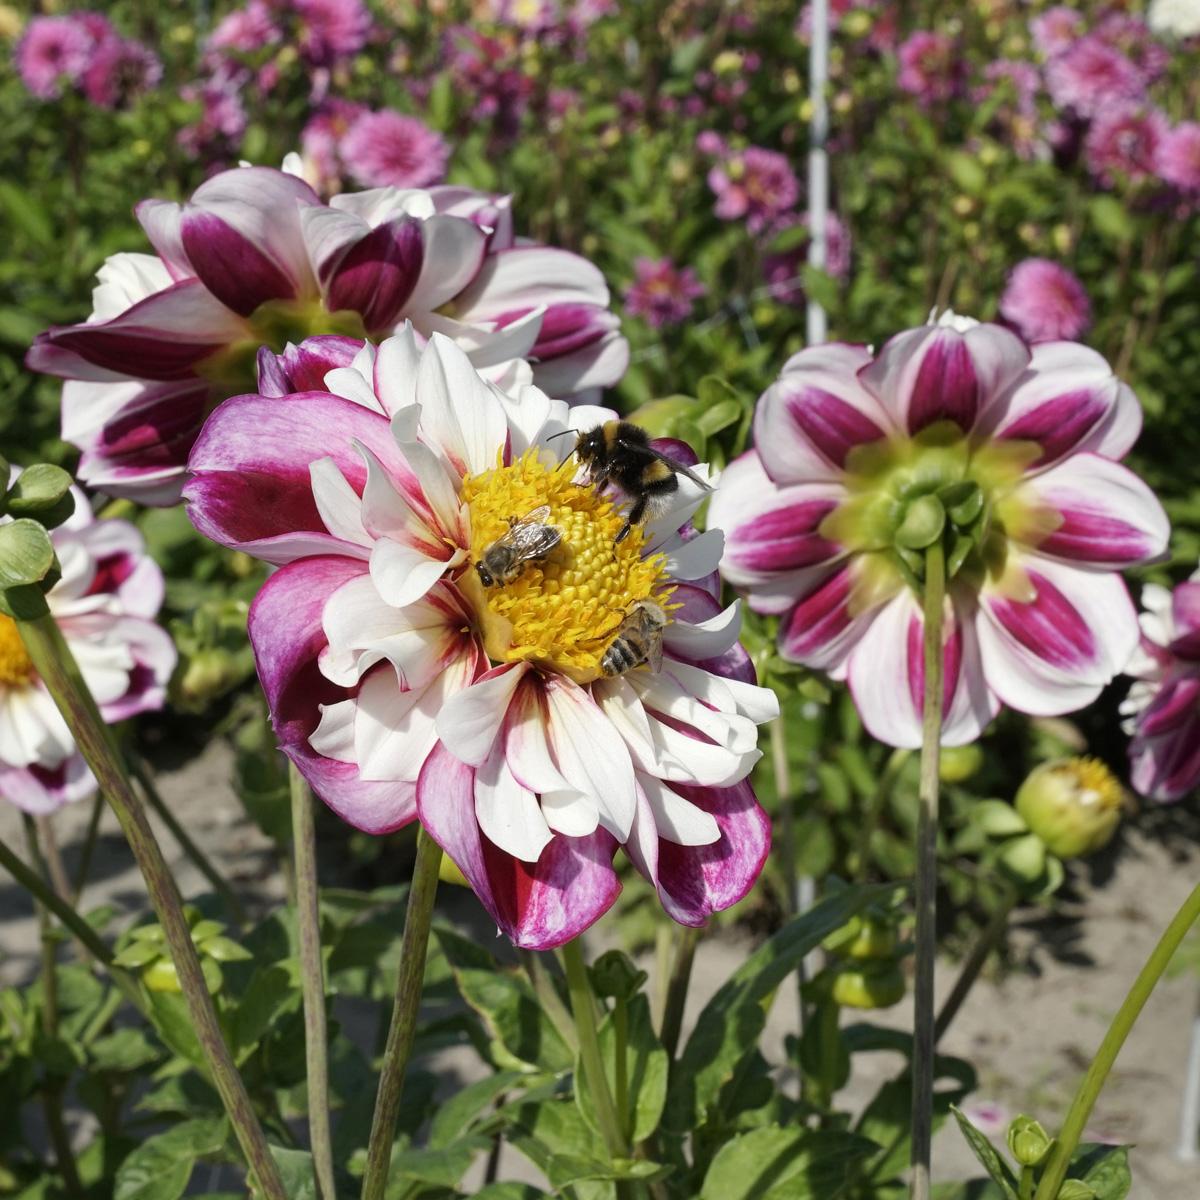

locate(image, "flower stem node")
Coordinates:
1015 758 1124 860
1006 1115 1054 1167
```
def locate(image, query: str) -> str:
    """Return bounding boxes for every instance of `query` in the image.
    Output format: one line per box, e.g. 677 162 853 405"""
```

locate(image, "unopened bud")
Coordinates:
940 744 984 783
831 961 906 1010
1056 1183 1097 1200
1006 1115 1053 1166
1016 758 1123 860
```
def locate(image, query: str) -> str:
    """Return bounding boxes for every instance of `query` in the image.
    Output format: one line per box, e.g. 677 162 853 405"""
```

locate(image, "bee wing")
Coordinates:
646 629 664 673
522 505 553 523
500 517 563 559
639 444 714 491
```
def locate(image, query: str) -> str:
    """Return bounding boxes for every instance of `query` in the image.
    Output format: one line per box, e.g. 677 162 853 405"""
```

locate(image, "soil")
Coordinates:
2 741 1199 1197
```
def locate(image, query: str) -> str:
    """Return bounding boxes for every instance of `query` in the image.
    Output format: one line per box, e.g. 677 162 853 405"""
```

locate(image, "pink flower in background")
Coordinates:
623 258 706 327
1046 37 1146 119
762 211 852 307
710 313 1168 748
178 70 249 158
708 146 800 234
1123 568 1200 802
446 26 534 139
291 0 372 66
999 259 1092 344
975 59 1040 114
28 167 628 502
340 110 450 190
184 330 774 945
299 99 367 194
897 31 965 106
207 0 281 56
1030 6 1085 58
1094 12 1169 83
1157 122 1200 193
0 480 175 815
15 16 92 99
82 37 162 109
1085 105 1169 186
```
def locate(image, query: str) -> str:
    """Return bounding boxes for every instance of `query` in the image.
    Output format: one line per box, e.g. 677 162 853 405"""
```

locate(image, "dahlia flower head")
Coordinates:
184 330 775 948
896 31 965 107
1157 121 1200 194
998 259 1091 344
623 258 706 328
0 480 175 813
1045 35 1147 120
710 311 1169 749
1122 567 1200 802
707 146 800 235
1084 105 1169 187
762 211 852 308
27 165 629 506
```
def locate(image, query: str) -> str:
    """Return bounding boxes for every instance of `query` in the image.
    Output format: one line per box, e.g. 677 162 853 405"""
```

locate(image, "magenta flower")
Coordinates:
0 478 175 814
707 146 800 234
709 313 1168 748
762 211 851 307
207 0 281 56
1157 122 1200 193
1046 36 1146 119
299 99 368 194
184 330 774 946
897 31 965 106
1123 569 1200 801
15 16 93 99
999 259 1091 345
1085 105 1169 186
291 0 372 66
28 167 629 503
340 110 450 190
1030 6 1085 58
82 37 162 109
623 258 706 328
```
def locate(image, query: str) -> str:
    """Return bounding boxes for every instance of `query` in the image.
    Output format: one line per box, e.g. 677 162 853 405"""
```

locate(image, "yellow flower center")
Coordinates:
460 450 675 684
1060 756 1124 813
0 615 34 687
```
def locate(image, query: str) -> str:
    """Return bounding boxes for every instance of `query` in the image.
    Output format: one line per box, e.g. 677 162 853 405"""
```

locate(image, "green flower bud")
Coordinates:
940 744 984 784
438 855 470 887
177 649 242 708
143 959 181 993
997 832 1046 885
973 799 1029 838
895 494 946 549
840 915 898 961
1006 1115 1053 1166
831 961 906 1009
1056 1182 1097 1200
1016 758 1124 860
590 950 647 1001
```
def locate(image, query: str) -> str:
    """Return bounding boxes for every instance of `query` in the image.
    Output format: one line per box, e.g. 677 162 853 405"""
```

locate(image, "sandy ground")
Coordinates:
2 740 1200 1197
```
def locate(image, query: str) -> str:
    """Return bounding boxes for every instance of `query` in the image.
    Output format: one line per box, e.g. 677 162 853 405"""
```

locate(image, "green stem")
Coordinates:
852 748 912 880
17 610 286 1200
562 939 627 1161
360 826 443 1200
289 766 335 1200
71 790 104 902
659 924 699 1062
935 885 1017 1045
910 540 946 1200
614 994 630 1142
129 753 247 927
1019 1165 1034 1200
1033 879 1200 1200
520 949 578 1053
24 817 83 1198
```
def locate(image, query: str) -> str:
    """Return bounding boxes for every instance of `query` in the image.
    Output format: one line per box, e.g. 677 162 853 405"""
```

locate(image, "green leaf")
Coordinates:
0 180 53 246
390 1138 490 1187
696 399 743 437
232 963 300 1061
473 1187 550 1200
112 941 162 969
666 883 899 1131
428 1070 525 1148
950 1107 1019 1200
89 1028 160 1074
7 464 73 516
0 519 55 587
269 1146 317 1200
1072 1143 1132 1200
1089 195 1135 244
946 152 987 196
700 1126 878 1199
146 990 207 1069
114 1118 228 1200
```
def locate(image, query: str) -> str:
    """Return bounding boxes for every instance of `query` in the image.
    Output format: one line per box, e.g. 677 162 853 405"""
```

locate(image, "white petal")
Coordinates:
324 365 386 414
665 660 780 724
637 771 720 846
369 539 452 609
660 528 725 580
373 324 423 417
435 663 528 766
540 787 601 837
311 458 370 547
474 745 553 862
662 600 742 659
310 698 358 762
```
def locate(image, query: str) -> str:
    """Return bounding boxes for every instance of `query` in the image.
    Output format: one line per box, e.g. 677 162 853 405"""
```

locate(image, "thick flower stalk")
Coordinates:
184 330 774 947
710 312 1169 748
1122 566 1200 801
0 481 175 812
28 165 629 505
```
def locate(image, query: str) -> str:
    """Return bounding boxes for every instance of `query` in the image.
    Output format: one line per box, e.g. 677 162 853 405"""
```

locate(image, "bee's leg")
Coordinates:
614 495 648 544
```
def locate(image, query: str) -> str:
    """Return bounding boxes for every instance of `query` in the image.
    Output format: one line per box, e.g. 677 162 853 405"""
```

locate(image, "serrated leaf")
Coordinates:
950 1107 1019 1199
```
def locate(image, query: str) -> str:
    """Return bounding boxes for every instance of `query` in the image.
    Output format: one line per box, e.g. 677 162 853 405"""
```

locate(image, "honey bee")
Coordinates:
475 505 563 588
600 600 668 677
555 420 713 543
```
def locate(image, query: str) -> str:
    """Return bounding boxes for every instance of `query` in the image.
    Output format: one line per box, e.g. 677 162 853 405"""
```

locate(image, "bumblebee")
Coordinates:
600 600 668 677
559 420 713 543
475 505 564 588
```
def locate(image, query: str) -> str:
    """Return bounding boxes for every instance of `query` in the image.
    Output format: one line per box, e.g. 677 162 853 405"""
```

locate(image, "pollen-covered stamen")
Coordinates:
460 449 675 684
0 615 34 687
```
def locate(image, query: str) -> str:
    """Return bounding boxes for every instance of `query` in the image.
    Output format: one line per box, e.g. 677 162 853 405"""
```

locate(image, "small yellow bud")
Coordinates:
439 856 470 887
712 49 743 76
842 10 872 37
1015 758 1124 860
952 195 975 218
783 69 801 95
0 5 23 39
1052 223 1073 255
831 962 906 1010
940 744 984 784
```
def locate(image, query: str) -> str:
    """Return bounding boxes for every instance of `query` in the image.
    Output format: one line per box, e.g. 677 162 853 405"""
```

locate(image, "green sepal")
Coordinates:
0 519 56 587
895 494 946 549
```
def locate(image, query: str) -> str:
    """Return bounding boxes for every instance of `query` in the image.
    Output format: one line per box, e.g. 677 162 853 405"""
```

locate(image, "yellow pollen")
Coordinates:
0 615 34 687
1060 756 1124 812
460 449 676 684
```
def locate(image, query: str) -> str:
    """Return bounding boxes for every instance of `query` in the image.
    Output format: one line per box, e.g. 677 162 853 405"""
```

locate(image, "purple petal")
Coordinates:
1170 584 1200 659
779 562 880 672
417 742 620 949
1130 706 1200 802
0 755 96 815
32 280 246 380
181 211 301 317
725 489 841 575
324 218 424 333
1138 674 1200 738
183 390 408 563
259 336 365 396
248 556 417 834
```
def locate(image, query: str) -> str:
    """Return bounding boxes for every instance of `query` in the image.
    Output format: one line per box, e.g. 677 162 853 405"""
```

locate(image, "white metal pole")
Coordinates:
806 0 830 347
